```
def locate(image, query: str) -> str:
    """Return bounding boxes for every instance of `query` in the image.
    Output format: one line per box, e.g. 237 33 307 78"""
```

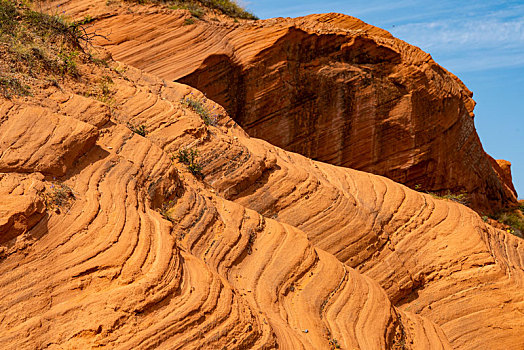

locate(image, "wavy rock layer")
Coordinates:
0 4 522 349
0 61 454 349
56 0 517 211
113 65 524 350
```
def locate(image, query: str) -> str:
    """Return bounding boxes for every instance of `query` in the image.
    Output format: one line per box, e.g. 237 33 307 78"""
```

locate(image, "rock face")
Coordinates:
0 61 453 350
62 1 518 211
0 48 523 349
1 2 523 349
493 158 517 196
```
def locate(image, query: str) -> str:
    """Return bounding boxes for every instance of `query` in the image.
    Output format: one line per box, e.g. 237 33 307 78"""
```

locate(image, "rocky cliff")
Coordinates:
1 1 523 349
55 0 518 211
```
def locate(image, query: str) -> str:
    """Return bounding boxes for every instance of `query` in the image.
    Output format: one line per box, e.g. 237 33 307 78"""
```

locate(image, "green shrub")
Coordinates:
177 147 203 176
169 2 204 18
40 182 75 214
200 0 257 19
129 123 148 136
0 77 30 98
98 75 113 101
429 191 469 206
489 208 524 238
159 199 175 221
497 211 524 237
0 0 18 34
182 96 217 125
328 338 341 349
59 50 79 76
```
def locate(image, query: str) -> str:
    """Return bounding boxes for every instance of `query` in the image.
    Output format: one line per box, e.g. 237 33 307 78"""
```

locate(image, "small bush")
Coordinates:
40 182 75 214
0 77 31 98
328 338 341 349
169 2 204 18
184 17 195 25
129 123 147 136
429 191 469 206
182 96 217 125
200 0 257 19
98 75 114 101
496 211 524 238
0 0 18 33
177 147 203 176
59 50 80 76
159 199 175 221
488 207 524 238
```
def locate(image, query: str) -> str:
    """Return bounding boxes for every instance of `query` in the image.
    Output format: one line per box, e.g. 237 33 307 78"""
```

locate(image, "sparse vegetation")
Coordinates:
159 199 175 221
129 123 148 136
182 95 217 125
412 184 469 206
125 0 258 20
184 17 195 25
98 75 114 102
0 77 31 98
429 191 469 206
200 0 257 19
169 1 203 18
39 182 76 214
58 50 80 76
0 1 104 98
490 209 524 238
176 147 203 176
328 338 341 349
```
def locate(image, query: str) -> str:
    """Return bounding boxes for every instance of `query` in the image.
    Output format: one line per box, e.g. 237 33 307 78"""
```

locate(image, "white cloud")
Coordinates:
390 10 524 71
392 17 524 50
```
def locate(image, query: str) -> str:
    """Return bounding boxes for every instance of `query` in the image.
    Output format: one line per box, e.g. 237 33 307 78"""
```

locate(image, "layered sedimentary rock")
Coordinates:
1 2 523 349
1 52 522 348
54 0 517 210
0 59 453 349
115 65 524 350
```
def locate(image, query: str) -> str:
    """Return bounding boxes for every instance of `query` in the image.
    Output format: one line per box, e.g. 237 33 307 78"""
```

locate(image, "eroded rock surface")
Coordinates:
0 51 521 348
1 2 523 349
0 59 455 349
57 0 518 210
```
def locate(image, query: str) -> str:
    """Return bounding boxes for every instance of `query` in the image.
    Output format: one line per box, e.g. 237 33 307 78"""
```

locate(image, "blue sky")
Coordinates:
243 0 523 199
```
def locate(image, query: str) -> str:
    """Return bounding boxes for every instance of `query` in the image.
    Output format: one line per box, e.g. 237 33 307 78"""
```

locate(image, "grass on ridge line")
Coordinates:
123 0 258 20
0 0 104 98
490 205 524 238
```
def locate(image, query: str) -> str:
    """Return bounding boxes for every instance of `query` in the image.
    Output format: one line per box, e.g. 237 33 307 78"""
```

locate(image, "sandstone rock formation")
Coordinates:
54 0 518 211
1 49 523 349
0 59 454 349
1 2 523 349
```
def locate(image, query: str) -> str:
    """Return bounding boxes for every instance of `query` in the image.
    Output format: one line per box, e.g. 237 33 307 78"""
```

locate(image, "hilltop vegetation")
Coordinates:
0 0 102 98
125 0 258 20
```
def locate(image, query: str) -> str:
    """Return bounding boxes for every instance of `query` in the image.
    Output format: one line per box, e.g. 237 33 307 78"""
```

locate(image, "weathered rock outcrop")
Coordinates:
1 50 522 348
1 2 523 349
55 0 518 211
0 59 454 349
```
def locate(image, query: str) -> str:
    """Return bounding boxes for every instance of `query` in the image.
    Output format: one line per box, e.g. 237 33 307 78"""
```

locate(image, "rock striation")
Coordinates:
0 60 454 349
1 2 523 349
0 50 523 349
56 0 518 211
